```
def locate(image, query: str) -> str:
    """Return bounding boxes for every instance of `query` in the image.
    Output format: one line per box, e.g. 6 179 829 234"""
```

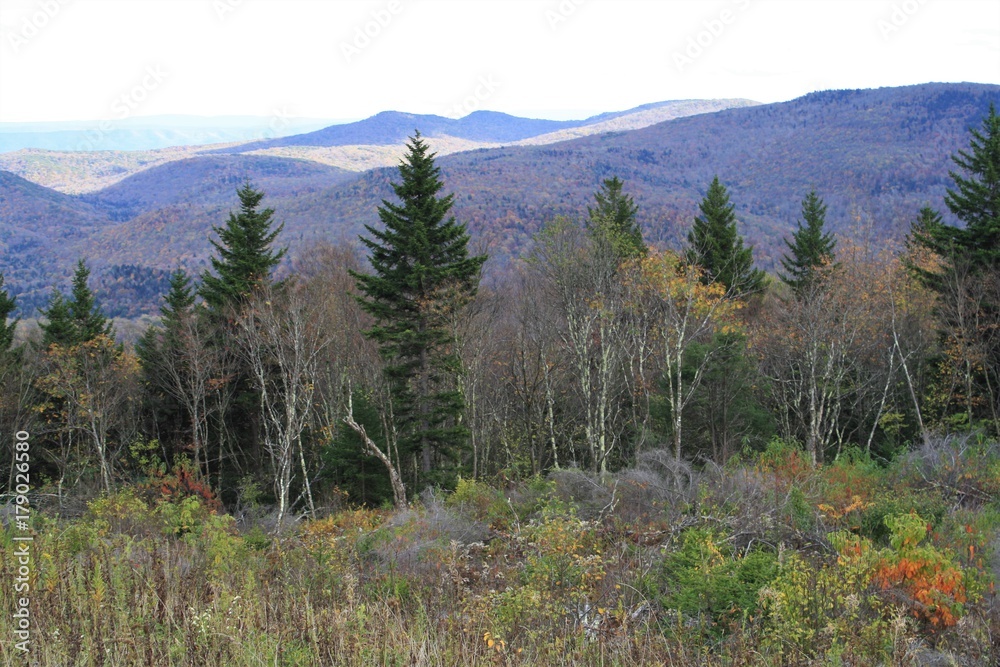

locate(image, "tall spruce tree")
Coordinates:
137 270 197 369
136 269 206 467
353 132 487 488
161 271 196 332
911 104 1000 271
0 274 18 355
40 260 111 347
200 181 286 312
198 182 285 489
587 176 646 260
69 260 112 342
686 176 765 296
908 104 1000 432
780 190 837 294
40 292 74 348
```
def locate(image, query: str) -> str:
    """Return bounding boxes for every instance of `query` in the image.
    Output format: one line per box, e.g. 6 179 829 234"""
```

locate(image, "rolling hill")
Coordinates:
79 154 357 222
0 154 357 315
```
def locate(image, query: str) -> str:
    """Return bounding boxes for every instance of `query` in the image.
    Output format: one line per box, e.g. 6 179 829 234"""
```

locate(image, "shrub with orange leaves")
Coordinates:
816 453 879 532
873 512 970 629
139 458 223 514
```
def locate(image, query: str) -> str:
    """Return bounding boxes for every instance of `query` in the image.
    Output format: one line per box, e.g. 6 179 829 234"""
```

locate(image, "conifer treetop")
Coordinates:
200 180 286 312
686 176 764 297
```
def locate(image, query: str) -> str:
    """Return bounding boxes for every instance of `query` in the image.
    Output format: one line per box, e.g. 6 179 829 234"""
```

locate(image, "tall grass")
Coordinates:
3 437 1000 665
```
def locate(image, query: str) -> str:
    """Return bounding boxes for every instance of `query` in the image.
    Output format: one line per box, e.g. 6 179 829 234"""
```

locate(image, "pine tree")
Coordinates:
353 132 487 488
40 292 74 348
588 176 646 260
198 183 285 485
686 176 765 296
69 260 112 342
161 271 196 329
943 102 1000 269
908 104 1000 432
0 274 18 355
40 260 111 348
905 206 948 287
136 268 213 470
910 105 1000 271
137 270 196 368
200 181 286 312
780 190 837 293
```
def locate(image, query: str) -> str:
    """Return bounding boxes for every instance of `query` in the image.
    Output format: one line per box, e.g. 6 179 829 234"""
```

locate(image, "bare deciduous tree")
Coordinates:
238 281 332 529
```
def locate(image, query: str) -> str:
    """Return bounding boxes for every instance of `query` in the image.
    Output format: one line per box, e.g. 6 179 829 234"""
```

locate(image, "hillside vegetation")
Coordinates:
4 437 1000 665
1 96 1000 665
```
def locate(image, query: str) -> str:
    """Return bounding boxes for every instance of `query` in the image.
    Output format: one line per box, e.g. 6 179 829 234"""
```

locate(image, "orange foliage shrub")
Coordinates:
139 459 223 514
873 512 969 628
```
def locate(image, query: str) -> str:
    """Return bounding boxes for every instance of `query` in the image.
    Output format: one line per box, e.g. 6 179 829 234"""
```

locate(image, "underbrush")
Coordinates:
4 434 1000 665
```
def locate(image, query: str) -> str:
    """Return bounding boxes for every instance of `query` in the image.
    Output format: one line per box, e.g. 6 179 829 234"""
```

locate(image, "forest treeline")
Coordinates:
0 106 998 517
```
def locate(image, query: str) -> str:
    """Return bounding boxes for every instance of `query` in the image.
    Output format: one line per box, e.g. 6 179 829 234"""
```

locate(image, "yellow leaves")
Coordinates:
819 495 874 523
482 631 506 651
624 250 742 351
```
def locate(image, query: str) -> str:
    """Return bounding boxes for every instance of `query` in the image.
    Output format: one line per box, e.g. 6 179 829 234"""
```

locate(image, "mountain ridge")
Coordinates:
218 99 761 152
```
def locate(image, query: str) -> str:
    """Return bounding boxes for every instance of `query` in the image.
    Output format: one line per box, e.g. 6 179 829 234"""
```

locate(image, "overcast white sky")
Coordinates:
0 0 997 123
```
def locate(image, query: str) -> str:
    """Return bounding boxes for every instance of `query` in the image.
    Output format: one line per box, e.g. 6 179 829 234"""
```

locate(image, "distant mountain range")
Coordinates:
0 115 342 152
222 100 759 151
0 99 757 194
0 84 997 318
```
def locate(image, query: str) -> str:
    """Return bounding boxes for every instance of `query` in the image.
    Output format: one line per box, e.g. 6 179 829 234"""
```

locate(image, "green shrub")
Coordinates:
447 477 511 528
86 488 155 536
243 525 272 551
658 527 777 635
858 490 948 544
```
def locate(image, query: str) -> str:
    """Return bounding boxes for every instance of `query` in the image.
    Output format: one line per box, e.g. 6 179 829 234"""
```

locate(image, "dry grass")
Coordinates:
3 442 1000 665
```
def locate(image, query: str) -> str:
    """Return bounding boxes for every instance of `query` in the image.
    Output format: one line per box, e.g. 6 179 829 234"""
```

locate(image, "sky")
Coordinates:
0 0 997 124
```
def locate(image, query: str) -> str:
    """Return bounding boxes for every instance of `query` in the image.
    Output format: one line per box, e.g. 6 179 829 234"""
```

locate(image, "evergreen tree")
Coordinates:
353 132 487 488
136 269 206 468
198 183 285 490
943 103 1000 269
588 176 646 260
40 260 111 348
40 292 74 348
69 260 112 342
905 206 948 288
908 104 1000 432
200 181 286 312
780 190 837 293
161 271 196 330
0 274 18 355
686 176 765 296
910 105 1000 271
137 270 196 372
